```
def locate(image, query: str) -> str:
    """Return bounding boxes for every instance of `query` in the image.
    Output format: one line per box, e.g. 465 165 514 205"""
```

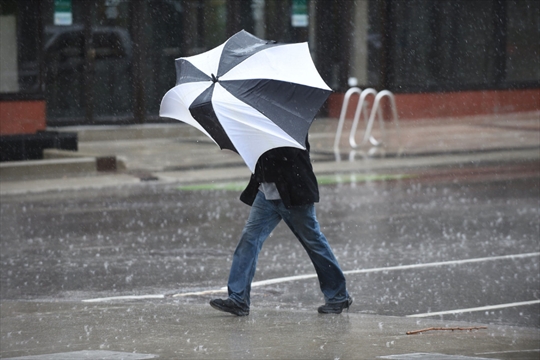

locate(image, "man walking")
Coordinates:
210 140 351 316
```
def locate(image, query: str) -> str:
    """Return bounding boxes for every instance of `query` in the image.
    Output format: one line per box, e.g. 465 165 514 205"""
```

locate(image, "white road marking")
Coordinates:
172 273 326 297
172 288 227 297
82 252 539 302
173 252 539 298
407 300 540 318
343 252 540 276
476 349 540 355
83 294 164 303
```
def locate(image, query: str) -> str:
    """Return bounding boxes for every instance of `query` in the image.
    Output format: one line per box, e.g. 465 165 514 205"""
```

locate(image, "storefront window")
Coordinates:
390 0 497 92
382 0 539 92
4 0 537 125
145 0 227 117
0 0 42 95
43 0 134 123
144 0 185 116
91 0 133 120
506 0 540 83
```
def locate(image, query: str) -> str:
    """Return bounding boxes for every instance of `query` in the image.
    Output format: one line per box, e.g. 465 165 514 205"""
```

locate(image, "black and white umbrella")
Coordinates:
160 30 331 172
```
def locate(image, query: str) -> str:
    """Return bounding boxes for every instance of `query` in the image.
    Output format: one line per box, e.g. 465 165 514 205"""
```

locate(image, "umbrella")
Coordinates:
159 30 332 172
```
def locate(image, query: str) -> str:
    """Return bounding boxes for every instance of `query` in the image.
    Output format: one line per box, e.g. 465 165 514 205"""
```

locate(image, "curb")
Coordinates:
0 150 127 182
44 148 127 172
0 157 97 181
51 123 197 142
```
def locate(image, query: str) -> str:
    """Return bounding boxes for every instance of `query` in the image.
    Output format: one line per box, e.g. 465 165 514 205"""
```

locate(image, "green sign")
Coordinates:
292 0 308 27
54 0 72 25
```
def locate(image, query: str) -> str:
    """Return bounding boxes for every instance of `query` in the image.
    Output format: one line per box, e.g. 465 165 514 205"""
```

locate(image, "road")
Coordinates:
1 162 538 333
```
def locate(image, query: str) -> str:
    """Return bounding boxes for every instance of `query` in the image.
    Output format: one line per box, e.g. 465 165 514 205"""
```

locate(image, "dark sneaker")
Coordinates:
209 298 249 316
317 297 353 314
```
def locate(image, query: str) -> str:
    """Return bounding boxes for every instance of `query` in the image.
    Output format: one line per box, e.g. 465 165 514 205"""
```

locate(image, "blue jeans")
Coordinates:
227 191 348 309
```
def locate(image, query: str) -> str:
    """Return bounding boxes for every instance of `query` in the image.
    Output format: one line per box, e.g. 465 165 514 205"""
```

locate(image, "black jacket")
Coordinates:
240 141 319 208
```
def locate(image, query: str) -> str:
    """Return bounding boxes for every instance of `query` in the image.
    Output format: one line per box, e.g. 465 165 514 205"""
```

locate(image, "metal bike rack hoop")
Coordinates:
348 88 378 149
361 90 400 147
333 87 362 152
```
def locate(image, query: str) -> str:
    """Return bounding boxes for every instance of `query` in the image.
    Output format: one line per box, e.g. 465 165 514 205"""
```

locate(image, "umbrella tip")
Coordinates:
211 74 219 83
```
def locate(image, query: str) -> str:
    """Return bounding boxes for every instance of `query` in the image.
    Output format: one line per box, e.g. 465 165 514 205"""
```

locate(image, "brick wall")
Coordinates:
327 89 540 120
0 100 46 135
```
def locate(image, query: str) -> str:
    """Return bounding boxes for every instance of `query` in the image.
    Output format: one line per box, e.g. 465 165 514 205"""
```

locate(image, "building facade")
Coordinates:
0 0 538 130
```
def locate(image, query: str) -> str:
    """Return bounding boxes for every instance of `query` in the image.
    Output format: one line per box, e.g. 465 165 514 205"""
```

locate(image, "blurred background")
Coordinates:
0 0 538 130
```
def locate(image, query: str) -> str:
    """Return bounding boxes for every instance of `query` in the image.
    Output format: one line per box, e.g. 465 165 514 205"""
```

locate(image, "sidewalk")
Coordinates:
1 300 539 360
1 111 538 195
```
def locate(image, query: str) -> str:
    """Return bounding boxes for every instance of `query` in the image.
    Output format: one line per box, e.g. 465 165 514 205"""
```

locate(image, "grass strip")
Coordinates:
316 173 414 185
177 173 413 191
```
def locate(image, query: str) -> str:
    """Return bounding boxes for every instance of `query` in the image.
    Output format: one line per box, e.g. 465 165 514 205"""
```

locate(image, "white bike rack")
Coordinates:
348 88 378 148
334 88 401 153
333 87 362 153
358 90 400 148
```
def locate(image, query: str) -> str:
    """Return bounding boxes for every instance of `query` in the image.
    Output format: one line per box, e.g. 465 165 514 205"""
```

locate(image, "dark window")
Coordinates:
390 0 497 92
43 0 134 123
384 0 539 92
144 0 188 117
145 0 228 117
0 0 42 95
506 0 540 83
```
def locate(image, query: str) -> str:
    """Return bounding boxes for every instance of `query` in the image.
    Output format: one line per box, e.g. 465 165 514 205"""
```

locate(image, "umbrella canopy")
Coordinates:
159 30 332 172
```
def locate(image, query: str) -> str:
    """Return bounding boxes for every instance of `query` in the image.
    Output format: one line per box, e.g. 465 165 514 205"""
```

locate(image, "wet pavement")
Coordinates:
0 112 539 359
1 300 538 360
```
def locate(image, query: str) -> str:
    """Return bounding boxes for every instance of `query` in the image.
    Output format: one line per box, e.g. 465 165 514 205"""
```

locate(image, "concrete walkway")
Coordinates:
2 300 539 360
1 111 538 195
